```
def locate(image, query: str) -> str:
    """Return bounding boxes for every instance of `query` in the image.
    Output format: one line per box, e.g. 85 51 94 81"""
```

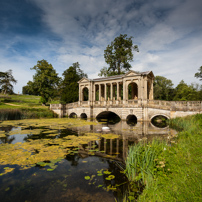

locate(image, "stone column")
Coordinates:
144 78 148 100
99 84 101 101
123 80 126 104
150 79 154 100
93 84 96 102
79 85 81 101
117 82 119 100
110 83 113 101
104 83 107 101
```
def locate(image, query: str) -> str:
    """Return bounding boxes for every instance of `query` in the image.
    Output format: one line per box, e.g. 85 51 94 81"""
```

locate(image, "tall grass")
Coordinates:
0 108 58 120
125 139 167 188
132 114 202 202
0 109 22 120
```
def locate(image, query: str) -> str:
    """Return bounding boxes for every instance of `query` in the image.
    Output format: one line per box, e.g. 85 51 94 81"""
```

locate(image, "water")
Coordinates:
0 119 176 201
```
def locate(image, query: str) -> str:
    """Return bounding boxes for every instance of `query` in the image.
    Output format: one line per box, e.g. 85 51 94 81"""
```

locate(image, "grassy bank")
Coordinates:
0 94 57 120
125 114 202 202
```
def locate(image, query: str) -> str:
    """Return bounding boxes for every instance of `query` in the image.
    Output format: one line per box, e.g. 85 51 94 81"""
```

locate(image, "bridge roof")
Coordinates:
78 70 154 83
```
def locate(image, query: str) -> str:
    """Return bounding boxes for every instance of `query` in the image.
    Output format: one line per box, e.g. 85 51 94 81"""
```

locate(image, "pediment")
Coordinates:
78 77 90 83
124 70 139 77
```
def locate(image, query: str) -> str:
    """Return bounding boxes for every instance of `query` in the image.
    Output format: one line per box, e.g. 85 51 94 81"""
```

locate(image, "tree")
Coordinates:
173 80 199 101
195 66 202 80
60 62 87 103
28 60 60 104
0 70 17 94
153 76 174 100
22 81 38 95
99 34 139 77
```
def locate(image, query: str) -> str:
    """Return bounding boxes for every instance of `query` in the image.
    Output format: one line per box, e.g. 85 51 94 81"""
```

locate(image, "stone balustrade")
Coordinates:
50 100 202 112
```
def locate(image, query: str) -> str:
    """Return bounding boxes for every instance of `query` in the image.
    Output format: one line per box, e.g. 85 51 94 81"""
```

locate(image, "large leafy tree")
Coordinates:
0 70 17 94
99 34 139 77
28 60 60 104
22 81 38 95
195 66 202 80
173 80 199 101
154 76 174 101
60 62 87 103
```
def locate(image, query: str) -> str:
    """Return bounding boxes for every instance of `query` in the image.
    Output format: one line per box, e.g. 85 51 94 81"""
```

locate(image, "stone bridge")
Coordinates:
50 99 202 121
50 70 202 121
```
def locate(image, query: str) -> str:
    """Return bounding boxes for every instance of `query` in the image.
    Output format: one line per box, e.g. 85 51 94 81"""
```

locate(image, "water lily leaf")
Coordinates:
105 174 115 180
84 176 90 180
108 175 115 179
5 187 10 191
47 168 54 171
103 170 111 175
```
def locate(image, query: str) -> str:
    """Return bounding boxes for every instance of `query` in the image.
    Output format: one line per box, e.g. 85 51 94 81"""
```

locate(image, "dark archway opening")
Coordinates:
80 113 87 119
128 82 138 100
126 115 137 126
96 111 121 124
151 115 168 128
69 112 77 118
83 87 89 101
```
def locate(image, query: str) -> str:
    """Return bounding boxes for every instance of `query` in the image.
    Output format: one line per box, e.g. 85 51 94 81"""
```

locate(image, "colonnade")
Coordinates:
78 70 154 104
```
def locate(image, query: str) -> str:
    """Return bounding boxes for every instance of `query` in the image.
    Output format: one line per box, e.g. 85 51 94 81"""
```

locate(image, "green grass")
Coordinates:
0 94 57 120
126 114 202 202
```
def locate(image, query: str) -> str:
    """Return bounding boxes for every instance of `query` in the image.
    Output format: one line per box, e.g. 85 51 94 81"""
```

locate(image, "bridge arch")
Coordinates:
96 111 121 123
126 114 137 125
69 112 77 118
150 114 169 128
128 82 138 100
80 113 87 119
150 114 170 121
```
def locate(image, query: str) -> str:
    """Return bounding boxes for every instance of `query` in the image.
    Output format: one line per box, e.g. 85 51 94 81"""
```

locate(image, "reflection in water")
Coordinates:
74 120 176 161
151 115 168 128
0 119 176 202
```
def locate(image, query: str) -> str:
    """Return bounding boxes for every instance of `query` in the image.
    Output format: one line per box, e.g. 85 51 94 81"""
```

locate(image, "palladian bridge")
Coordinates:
50 70 202 121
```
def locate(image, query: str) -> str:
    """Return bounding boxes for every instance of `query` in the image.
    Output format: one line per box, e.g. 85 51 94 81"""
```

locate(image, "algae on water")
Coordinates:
0 118 121 176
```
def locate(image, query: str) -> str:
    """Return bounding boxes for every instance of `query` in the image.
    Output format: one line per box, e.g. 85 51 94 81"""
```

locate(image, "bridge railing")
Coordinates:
127 99 139 106
147 100 202 111
65 102 79 109
50 100 202 112
50 104 63 110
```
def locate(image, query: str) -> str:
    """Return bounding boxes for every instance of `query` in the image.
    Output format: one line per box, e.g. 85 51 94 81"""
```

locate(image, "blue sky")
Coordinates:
0 0 202 93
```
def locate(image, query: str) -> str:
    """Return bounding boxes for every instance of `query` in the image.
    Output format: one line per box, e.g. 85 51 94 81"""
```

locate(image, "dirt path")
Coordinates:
5 103 21 107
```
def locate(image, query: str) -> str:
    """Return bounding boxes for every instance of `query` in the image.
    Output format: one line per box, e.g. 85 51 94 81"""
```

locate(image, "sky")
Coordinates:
0 0 202 94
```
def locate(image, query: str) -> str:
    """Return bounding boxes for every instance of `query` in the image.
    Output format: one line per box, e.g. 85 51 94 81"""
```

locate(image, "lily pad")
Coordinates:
84 176 90 180
103 170 111 175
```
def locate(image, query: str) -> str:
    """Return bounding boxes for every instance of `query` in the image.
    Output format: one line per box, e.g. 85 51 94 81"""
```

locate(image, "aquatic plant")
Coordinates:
125 139 168 188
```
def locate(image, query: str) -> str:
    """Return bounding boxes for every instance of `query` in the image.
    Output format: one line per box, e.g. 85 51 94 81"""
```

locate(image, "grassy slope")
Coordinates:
137 115 202 202
0 94 57 119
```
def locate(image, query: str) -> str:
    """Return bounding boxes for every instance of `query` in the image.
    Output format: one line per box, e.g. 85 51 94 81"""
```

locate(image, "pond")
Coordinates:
0 118 176 202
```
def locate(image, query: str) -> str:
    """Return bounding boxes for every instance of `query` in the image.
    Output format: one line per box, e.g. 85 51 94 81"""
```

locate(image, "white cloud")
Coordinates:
1 0 202 93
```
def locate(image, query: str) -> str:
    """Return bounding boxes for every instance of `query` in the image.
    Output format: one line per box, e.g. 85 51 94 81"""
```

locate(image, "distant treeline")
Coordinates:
154 76 202 101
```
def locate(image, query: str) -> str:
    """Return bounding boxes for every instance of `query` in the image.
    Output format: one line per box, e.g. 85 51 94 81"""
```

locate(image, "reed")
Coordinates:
125 139 167 188
0 109 22 120
0 108 57 120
